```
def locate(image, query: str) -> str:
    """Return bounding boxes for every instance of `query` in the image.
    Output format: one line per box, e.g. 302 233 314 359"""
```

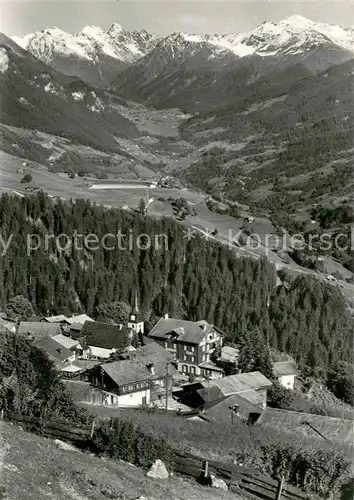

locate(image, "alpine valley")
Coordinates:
1 15 354 278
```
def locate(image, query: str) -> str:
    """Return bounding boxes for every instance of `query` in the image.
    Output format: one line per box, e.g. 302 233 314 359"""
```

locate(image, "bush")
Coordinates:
267 383 294 410
90 418 171 468
21 174 32 183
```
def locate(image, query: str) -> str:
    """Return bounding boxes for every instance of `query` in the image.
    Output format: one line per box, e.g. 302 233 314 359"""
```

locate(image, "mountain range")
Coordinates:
1 16 353 273
11 16 354 92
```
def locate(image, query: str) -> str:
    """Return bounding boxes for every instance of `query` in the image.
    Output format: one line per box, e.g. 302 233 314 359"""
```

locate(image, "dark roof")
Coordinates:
81 321 132 350
273 361 298 377
130 342 175 362
102 359 152 386
197 386 224 404
102 345 177 386
201 371 272 396
257 408 354 444
202 393 263 423
18 321 62 340
33 337 72 364
149 317 218 344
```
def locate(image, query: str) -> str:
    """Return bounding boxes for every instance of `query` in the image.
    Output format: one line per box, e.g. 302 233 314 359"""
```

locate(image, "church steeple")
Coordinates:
127 291 144 334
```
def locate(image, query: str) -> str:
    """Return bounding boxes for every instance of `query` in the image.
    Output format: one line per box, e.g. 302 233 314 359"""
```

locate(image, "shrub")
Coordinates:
20 173 32 183
90 418 171 468
267 383 294 410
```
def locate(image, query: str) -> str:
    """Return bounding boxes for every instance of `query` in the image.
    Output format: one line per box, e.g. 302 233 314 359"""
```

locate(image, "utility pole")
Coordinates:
165 362 169 412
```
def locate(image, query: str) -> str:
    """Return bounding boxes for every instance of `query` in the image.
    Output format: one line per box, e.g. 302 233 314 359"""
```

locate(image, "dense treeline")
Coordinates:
0 330 89 424
0 192 352 375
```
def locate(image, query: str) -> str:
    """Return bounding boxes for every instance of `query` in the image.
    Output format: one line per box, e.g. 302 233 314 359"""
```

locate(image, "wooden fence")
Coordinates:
170 450 316 499
2 412 317 500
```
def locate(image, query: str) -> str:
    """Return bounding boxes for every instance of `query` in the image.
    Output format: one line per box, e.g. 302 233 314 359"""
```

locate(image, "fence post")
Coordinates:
0 409 4 420
275 476 284 500
203 460 209 478
89 419 95 439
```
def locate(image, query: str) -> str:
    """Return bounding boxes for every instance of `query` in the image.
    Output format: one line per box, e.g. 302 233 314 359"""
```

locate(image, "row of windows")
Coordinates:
182 365 196 374
121 381 147 393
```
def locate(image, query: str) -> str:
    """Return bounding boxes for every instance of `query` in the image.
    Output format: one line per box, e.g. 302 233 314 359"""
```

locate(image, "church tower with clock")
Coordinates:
127 292 144 334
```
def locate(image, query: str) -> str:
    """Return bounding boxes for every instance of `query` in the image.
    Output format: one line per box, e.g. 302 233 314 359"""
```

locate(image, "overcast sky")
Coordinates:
1 1 353 37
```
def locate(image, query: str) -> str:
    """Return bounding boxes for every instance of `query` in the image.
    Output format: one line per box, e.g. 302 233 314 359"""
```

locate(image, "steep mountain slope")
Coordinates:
12 24 162 86
113 16 354 110
178 58 354 269
0 33 139 155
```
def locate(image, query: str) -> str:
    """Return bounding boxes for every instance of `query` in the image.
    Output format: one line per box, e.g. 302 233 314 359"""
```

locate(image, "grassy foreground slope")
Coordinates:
0 421 240 500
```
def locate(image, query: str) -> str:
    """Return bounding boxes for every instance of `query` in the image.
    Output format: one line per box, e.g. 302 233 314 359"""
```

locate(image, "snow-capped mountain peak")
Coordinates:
10 16 353 87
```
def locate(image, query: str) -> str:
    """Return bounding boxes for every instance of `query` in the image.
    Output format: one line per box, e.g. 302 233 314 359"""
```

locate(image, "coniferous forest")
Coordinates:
0 192 352 377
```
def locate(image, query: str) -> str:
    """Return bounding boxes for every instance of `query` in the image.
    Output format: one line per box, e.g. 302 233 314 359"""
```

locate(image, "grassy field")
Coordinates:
0 421 243 500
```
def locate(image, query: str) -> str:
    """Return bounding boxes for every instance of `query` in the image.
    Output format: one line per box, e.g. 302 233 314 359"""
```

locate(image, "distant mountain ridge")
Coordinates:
11 16 354 88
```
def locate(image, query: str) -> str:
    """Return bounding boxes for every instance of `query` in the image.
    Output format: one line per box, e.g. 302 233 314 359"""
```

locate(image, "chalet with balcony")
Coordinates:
148 315 224 378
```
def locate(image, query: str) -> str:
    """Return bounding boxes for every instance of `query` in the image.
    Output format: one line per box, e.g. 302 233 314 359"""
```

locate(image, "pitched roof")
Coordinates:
102 359 152 386
18 321 62 340
42 315 68 323
273 361 298 377
33 337 72 364
66 314 94 325
221 346 240 363
102 345 178 386
81 321 132 350
202 393 263 423
149 317 216 344
201 371 272 397
123 342 178 378
198 360 224 372
257 408 354 444
197 386 224 404
0 319 17 333
52 334 80 350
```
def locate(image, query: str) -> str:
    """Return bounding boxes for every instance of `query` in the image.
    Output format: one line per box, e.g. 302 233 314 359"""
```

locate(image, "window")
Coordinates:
128 384 133 391
172 343 176 349
131 315 136 321
190 366 196 374
191 346 195 353
136 382 140 389
183 355 187 361
182 365 187 373
202 354 206 362
184 345 187 351
164 341 168 349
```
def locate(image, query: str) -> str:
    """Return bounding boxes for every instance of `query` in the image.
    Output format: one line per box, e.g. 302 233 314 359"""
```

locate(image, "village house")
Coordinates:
40 315 69 326
64 314 94 334
52 334 84 357
84 342 178 408
78 321 133 359
33 336 75 367
17 321 62 341
148 315 224 378
183 392 263 425
177 371 273 412
273 361 298 390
